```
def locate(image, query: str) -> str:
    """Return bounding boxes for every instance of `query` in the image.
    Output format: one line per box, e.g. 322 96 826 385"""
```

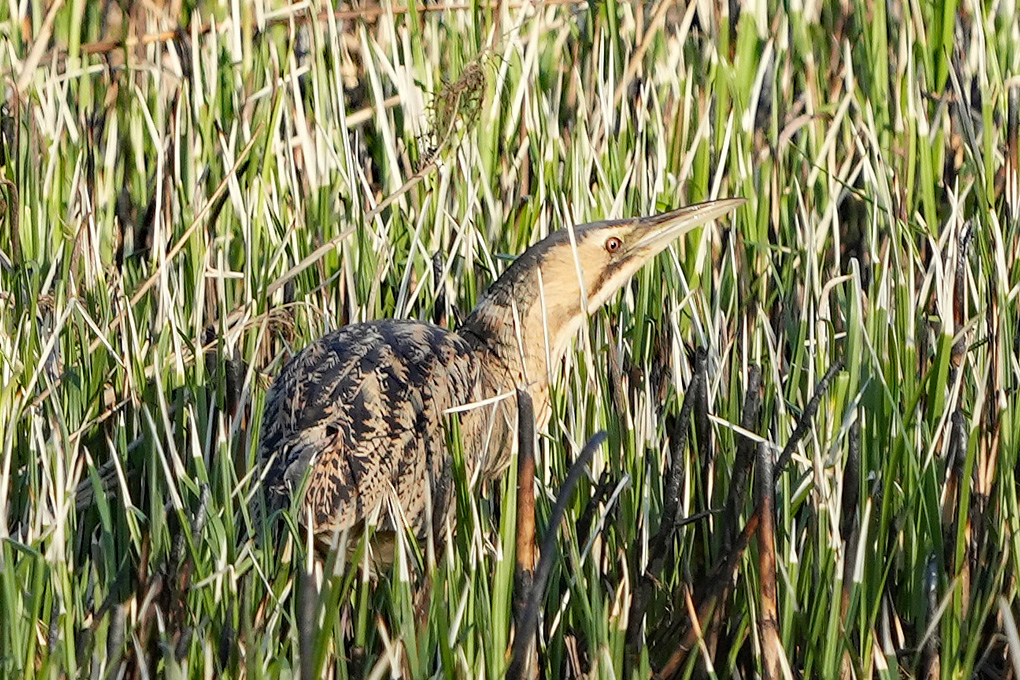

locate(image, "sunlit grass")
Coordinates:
0 0 1018 678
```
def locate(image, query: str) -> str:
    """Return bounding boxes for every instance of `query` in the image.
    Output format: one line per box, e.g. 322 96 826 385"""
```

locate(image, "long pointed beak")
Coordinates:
631 197 746 253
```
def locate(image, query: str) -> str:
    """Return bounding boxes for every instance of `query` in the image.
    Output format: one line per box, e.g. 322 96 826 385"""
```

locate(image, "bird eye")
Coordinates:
605 237 623 253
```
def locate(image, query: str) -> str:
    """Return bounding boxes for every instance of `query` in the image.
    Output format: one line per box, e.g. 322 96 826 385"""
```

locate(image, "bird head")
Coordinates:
536 198 747 314
464 198 745 384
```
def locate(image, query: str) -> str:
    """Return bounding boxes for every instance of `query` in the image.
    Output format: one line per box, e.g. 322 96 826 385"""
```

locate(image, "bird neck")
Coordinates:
460 292 587 426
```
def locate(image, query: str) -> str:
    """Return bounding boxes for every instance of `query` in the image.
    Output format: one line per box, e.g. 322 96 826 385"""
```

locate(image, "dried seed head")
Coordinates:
421 59 487 168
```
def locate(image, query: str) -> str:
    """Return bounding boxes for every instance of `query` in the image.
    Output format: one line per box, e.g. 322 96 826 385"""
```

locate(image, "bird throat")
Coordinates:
460 284 587 440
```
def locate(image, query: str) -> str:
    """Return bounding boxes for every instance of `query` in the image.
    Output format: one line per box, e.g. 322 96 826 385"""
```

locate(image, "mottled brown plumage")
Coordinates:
258 198 743 545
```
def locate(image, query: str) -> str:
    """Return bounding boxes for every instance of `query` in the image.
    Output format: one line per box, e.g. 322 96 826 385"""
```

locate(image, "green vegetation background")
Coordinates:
0 0 1018 677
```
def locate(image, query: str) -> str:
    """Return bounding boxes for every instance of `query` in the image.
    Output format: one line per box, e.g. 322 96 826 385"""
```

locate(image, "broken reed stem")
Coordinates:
576 471 613 545
1006 86 1019 225
693 348 711 464
298 562 319 680
705 362 761 657
949 224 972 388
946 409 972 616
604 323 629 418
431 252 449 327
756 441 781 679
689 347 713 662
723 364 761 551
626 366 699 649
840 416 861 546
838 417 861 680
774 358 845 474
693 348 712 500
840 417 861 616
656 512 761 679
659 369 700 547
514 388 537 629
919 554 941 679
507 431 607 680
656 372 768 678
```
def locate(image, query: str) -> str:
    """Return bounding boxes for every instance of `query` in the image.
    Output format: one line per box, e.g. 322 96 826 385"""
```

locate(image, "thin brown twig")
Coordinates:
364 161 437 221
265 227 357 299
1006 86 1019 224
71 0 590 59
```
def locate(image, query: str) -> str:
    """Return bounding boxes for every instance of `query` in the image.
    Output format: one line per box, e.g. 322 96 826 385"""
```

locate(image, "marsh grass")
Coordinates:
1 0 1018 677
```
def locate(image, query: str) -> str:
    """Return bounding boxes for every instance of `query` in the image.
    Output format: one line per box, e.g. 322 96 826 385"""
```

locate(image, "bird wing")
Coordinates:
258 319 483 536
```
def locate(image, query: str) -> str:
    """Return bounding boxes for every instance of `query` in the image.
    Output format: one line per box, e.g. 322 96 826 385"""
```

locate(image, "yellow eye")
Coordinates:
605 237 623 253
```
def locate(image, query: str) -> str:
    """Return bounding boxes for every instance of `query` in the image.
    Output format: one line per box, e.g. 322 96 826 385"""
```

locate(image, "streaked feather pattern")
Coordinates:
257 200 741 546
258 319 487 537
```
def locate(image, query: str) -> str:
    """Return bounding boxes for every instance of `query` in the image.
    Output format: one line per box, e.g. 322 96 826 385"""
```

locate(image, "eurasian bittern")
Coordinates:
258 198 743 545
